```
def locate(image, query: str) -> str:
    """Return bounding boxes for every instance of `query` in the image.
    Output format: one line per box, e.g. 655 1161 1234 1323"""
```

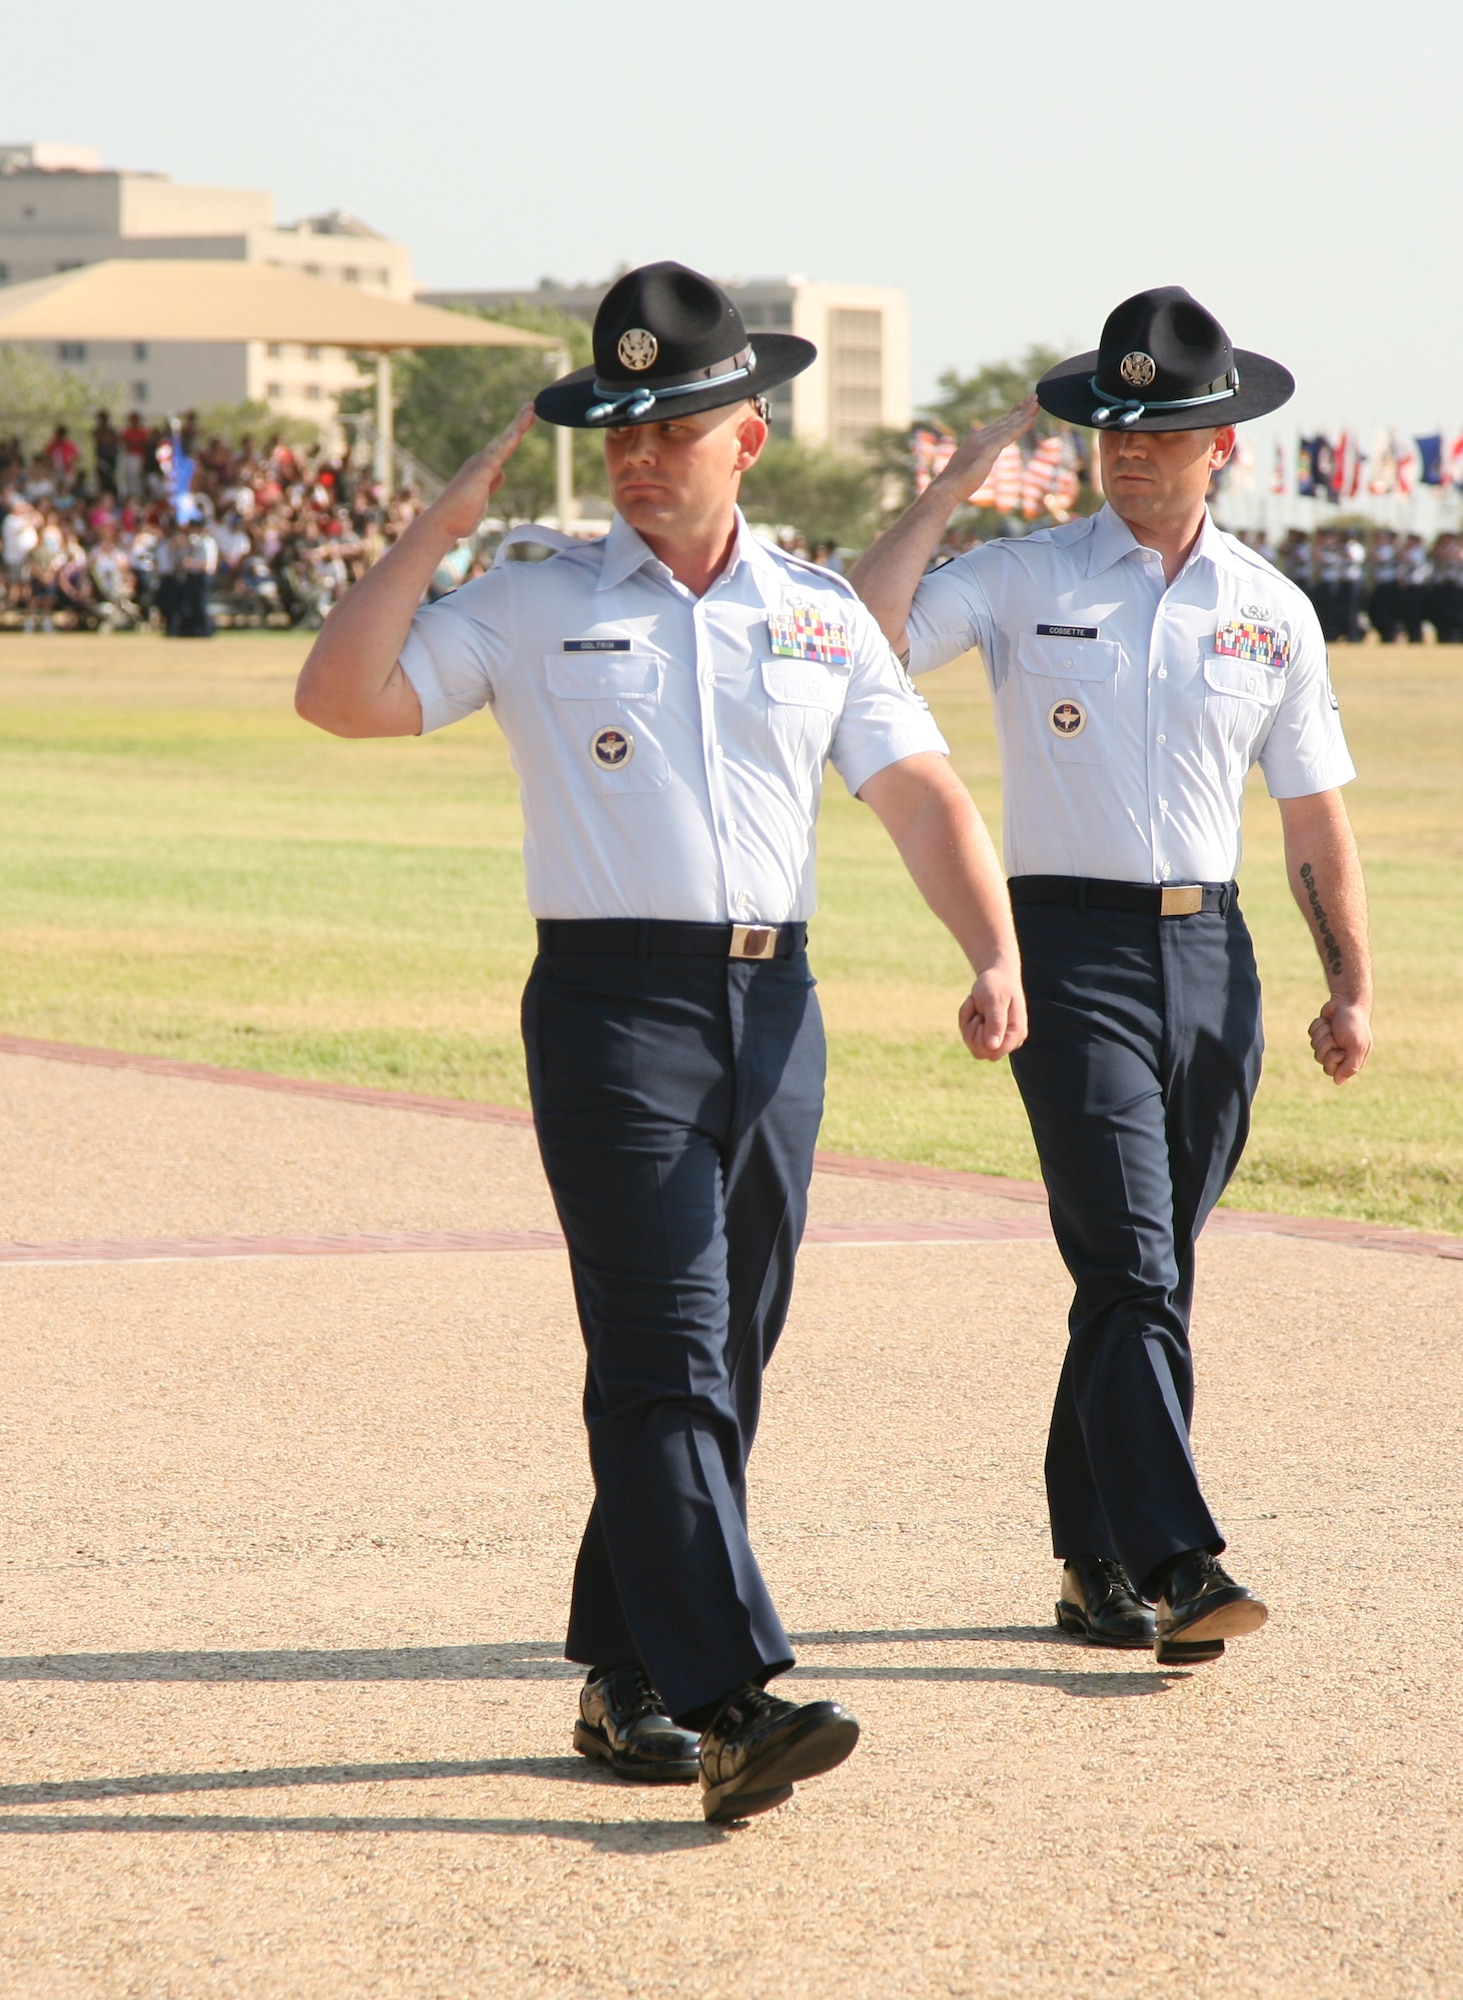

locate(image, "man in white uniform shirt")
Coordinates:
853 287 1372 1667
296 263 1026 1823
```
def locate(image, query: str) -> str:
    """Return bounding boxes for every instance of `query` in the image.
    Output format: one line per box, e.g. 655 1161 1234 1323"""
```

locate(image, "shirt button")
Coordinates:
1157 733 1167 745
1158 796 1169 812
1063 657 1073 669
1157 666 1169 680
1161 863 1172 879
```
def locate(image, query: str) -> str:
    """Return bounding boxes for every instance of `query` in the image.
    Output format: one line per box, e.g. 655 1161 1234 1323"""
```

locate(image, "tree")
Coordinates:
738 436 884 548
192 400 319 453
0 344 122 461
352 302 609 520
924 344 1068 434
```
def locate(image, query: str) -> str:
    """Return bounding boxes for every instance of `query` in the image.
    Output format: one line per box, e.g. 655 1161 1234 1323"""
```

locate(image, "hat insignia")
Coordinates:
1119 351 1157 388
617 329 659 372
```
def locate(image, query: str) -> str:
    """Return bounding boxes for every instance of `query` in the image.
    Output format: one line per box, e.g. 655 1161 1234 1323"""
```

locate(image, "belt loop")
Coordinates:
1076 880 1088 915
1219 884 1231 916
539 920 553 955
636 919 650 960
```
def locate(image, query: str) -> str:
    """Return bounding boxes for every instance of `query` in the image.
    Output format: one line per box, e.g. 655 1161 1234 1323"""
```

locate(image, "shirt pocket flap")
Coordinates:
760 659 850 708
544 652 661 698
1016 634 1121 681
1203 656 1285 705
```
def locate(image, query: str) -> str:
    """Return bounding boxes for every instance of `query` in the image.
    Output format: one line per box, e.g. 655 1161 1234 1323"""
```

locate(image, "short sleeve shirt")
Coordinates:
399 509 947 922
905 506 1355 884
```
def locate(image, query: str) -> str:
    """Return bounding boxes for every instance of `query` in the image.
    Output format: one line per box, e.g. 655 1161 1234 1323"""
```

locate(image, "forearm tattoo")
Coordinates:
1298 861 1344 978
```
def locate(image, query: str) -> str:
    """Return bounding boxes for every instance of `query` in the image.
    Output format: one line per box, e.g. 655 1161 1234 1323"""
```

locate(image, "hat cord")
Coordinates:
586 355 758 425
1089 371 1240 428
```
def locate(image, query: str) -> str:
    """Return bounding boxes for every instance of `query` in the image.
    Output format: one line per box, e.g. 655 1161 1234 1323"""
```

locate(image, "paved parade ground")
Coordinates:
0 1037 1460 1998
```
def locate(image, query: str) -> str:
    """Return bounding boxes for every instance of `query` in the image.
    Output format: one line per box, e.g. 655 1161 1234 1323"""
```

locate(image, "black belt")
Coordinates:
536 919 808 961
1008 876 1235 918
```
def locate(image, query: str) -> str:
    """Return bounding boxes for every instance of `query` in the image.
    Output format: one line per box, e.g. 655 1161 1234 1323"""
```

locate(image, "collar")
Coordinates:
595 506 764 593
1084 503 1234 581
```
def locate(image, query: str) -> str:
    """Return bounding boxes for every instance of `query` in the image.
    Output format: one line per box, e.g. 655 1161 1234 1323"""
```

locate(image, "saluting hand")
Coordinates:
1308 995 1372 1084
959 968 1028 1063
431 402 537 543
933 396 1039 507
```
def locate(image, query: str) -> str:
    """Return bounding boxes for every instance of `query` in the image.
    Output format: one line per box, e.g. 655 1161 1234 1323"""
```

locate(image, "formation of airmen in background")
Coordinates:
1233 526 1463 644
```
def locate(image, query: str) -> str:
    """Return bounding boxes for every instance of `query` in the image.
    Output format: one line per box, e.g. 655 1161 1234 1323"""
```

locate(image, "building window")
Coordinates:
304 384 322 401
266 383 283 401
133 341 148 362
343 266 359 283
828 308 884 453
0 264 8 284
133 381 148 402
267 342 283 359
374 268 390 288
304 345 321 361
305 262 322 277
58 341 88 362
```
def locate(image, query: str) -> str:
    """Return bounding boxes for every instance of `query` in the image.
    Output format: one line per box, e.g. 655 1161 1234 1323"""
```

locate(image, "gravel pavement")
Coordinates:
0 1046 1459 1999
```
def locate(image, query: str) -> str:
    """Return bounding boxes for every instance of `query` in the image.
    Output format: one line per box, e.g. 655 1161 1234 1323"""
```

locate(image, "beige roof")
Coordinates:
0 259 555 353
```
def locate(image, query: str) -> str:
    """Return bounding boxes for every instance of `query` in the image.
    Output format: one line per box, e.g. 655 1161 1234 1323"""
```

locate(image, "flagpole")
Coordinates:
374 352 394 495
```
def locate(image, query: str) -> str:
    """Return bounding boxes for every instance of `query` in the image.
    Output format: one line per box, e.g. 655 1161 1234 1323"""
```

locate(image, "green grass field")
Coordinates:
0 631 1458 1232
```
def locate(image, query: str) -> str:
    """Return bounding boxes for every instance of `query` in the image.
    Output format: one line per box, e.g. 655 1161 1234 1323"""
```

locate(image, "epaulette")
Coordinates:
767 546 859 600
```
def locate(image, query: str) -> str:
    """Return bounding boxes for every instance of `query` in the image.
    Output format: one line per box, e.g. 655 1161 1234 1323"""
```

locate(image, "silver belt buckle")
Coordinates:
1159 885 1204 917
729 924 778 961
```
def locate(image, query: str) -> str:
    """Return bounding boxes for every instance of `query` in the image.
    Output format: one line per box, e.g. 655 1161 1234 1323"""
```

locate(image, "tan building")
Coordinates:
0 144 412 424
423 274 911 455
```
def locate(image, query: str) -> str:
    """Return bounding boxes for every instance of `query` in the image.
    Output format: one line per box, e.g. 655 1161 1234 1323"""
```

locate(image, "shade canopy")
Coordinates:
0 259 555 353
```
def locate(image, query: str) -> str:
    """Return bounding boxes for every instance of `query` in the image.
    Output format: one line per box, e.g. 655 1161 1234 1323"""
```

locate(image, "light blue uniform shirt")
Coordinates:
906 505 1355 885
400 509 946 922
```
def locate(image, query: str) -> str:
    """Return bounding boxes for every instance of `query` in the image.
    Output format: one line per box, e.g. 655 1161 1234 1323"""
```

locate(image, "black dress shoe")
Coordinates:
574 1663 700 1782
1155 1551 1268 1666
1055 1554 1156 1649
699 1684 860 1825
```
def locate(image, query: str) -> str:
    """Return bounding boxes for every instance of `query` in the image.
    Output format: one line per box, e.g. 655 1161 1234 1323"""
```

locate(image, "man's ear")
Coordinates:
734 406 770 474
1211 425 1238 471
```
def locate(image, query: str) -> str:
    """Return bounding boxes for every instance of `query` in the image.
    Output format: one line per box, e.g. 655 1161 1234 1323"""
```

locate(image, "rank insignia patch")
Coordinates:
590 725 634 769
768 607 851 667
1048 698 1087 738
1214 620 1290 670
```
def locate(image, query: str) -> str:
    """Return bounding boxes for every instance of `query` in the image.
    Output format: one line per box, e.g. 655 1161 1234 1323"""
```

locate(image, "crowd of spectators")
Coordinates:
0 407 432 635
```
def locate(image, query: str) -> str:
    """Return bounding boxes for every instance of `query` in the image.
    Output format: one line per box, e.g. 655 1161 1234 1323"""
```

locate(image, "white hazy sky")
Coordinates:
3 0 1460 446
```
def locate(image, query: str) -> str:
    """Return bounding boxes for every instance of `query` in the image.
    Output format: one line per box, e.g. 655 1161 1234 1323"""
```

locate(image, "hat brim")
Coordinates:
535 333 816 429
1035 348 1295 431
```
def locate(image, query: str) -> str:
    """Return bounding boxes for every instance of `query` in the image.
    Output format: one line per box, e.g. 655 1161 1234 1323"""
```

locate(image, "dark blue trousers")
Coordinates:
1009 897 1263 1597
521 946 824 1724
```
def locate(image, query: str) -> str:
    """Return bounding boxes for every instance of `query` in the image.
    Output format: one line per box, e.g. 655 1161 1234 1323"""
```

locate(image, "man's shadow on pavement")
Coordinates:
0 1755 727 1851
0 1627 1175 1699
0 1625 1179 1844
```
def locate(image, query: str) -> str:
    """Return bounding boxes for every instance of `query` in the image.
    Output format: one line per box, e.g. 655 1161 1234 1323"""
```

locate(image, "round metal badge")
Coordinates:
1048 698 1087 739
1119 351 1157 388
590 725 634 770
617 329 659 372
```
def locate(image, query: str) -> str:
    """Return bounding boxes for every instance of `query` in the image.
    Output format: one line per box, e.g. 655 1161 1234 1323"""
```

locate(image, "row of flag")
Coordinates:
910 430 1082 522
1272 431 1463 500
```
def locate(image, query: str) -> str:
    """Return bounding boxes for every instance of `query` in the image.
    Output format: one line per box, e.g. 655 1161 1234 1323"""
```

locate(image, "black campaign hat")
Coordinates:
1036 286 1294 432
534 261 815 430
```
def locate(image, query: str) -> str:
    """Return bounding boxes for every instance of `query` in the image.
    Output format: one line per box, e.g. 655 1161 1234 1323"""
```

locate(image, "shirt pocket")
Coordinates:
1015 634 1121 765
542 652 670 794
760 657 849 767
1200 651 1285 781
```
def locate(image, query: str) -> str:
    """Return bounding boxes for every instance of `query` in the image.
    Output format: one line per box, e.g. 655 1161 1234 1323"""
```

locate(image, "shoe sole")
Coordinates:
1055 1601 1154 1650
573 1721 699 1783
1155 1635 1226 1667
1164 1594 1269 1648
701 1711 861 1825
